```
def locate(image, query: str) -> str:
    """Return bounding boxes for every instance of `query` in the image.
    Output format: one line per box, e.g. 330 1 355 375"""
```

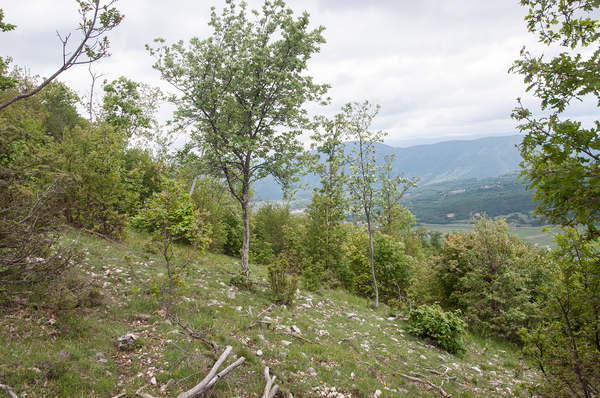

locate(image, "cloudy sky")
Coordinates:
0 0 580 146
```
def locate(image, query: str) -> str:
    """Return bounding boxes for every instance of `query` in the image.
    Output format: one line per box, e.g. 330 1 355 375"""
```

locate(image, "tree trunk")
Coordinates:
366 214 378 308
240 194 250 280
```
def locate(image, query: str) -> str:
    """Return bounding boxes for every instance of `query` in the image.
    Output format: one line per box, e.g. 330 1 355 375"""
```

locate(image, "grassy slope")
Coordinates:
0 227 539 398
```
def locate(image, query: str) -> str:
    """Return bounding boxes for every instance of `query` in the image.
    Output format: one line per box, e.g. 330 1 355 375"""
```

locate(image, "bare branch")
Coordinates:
0 0 123 111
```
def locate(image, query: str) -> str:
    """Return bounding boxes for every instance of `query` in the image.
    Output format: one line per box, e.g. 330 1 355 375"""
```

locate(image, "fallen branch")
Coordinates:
176 345 245 398
283 331 324 346
0 384 19 398
262 367 280 398
169 314 219 352
135 386 157 398
375 356 452 397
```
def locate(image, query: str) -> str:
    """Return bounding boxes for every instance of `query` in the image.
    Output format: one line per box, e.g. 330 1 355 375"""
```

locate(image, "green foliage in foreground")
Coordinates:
407 304 467 354
0 227 538 398
436 215 549 342
521 228 600 397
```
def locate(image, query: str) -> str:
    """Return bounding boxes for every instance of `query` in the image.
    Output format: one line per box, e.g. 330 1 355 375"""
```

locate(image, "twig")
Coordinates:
375 356 452 397
282 331 324 346
169 314 219 352
262 367 280 398
0 383 19 398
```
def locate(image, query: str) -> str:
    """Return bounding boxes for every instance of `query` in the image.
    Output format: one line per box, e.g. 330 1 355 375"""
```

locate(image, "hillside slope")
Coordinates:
0 228 539 398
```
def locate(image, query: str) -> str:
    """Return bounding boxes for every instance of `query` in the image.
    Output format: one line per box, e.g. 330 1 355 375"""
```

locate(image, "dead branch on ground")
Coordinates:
0 383 19 398
375 356 453 397
176 345 245 398
262 367 280 398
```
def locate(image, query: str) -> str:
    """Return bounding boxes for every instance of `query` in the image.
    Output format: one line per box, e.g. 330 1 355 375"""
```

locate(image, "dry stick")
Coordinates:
0 384 19 398
374 356 452 398
135 386 158 398
282 331 324 347
170 314 219 352
262 367 280 398
177 345 246 398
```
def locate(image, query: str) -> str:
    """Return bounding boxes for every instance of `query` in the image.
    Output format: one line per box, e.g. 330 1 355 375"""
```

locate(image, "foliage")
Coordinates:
148 0 329 277
343 226 414 305
407 304 467 354
251 201 291 261
0 75 82 301
102 76 164 141
377 154 419 239
436 215 548 341
521 228 600 398
344 101 386 308
59 123 134 238
267 255 299 306
132 179 210 247
511 0 600 240
130 179 209 310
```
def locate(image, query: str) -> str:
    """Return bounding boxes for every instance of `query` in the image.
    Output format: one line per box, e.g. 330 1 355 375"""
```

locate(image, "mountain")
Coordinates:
254 135 524 200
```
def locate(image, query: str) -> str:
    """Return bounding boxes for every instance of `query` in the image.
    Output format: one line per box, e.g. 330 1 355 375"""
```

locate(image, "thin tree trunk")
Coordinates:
366 213 378 308
189 174 198 197
241 194 250 280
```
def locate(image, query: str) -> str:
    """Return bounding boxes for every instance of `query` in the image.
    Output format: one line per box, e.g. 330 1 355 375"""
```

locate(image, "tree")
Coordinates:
303 113 349 284
0 0 123 111
148 0 329 278
436 215 548 341
511 0 600 240
521 228 600 398
344 100 386 308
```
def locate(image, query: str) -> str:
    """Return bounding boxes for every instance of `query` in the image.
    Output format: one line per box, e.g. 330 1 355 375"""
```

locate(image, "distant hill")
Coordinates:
399 173 539 224
254 135 524 200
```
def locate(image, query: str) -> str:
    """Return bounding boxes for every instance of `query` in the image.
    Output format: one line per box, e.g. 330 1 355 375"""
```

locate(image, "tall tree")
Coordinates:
148 0 329 278
511 0 600 240
0 0 123 111
306 113 349 273
344 101 386 308
511 1 600 394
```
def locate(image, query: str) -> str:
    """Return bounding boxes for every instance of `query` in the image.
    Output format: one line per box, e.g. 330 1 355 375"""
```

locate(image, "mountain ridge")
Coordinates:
254 135 524 200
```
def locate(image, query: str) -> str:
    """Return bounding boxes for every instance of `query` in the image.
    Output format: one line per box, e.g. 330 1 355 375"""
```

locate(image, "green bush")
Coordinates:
267 255 298 306
407 304 467 354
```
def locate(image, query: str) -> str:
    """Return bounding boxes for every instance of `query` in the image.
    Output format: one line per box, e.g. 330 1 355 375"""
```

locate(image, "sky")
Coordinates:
1 0 591 147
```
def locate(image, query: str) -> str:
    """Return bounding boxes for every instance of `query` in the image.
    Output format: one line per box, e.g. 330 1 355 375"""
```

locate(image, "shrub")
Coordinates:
407 304 467 354
267 255 298 306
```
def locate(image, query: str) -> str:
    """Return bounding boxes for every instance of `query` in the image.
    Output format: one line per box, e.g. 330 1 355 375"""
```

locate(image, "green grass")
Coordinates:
0 226 540 397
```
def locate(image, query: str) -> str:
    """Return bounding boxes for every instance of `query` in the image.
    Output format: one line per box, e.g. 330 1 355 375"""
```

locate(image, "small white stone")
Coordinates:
281 340 292 346
150 377 157 385
374 390 382 398
256 350 263 356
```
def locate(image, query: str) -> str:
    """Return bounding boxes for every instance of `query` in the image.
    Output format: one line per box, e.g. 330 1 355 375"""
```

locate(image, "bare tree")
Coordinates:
0 0 123 111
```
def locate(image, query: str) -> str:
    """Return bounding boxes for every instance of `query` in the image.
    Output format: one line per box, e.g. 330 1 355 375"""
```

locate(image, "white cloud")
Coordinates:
1 0 594 145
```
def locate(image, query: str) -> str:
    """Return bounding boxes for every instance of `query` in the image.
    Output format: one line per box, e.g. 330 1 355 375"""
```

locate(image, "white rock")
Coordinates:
350 372 355 380
150 377 157 385
227 291 236 299
374 390 382 397
256 350 263 356
281 340 292 346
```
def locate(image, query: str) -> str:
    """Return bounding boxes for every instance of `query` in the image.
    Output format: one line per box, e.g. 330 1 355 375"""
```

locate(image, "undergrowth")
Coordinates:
0 226 538 397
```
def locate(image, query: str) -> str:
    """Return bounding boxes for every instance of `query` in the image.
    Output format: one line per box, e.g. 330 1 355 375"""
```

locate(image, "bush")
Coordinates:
407 304 467 354
267 255 298 306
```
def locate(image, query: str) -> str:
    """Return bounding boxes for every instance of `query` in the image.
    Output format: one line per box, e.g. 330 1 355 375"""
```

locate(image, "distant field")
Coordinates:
423 223 556 248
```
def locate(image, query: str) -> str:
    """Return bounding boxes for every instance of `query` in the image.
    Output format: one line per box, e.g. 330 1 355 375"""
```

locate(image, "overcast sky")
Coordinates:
1 0 586 146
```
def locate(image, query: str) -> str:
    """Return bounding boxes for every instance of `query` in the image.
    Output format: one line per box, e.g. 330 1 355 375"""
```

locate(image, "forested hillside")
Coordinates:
400 174 539 224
